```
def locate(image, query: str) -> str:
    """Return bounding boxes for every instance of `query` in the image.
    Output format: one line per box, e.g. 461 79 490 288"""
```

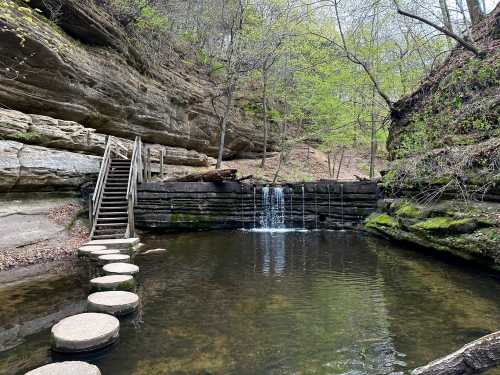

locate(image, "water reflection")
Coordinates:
1 232 500 375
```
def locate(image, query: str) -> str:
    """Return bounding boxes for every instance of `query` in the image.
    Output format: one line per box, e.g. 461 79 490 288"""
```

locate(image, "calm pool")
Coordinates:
1 231 499 375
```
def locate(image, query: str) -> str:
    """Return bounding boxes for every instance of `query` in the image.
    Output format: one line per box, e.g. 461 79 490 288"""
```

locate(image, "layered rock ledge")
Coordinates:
0 0 276 160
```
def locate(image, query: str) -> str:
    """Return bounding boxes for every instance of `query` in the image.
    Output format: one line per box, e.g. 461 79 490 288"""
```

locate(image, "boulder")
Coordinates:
0 141 100 192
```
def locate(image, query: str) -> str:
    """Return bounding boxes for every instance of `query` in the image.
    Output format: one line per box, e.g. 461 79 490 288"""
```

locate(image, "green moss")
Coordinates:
411 217 476 234
394 202 423 219
365 213 399 229
12 131 42 143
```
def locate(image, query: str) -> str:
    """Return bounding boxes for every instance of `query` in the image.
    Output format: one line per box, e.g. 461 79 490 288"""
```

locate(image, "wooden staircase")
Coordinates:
90 136 147 240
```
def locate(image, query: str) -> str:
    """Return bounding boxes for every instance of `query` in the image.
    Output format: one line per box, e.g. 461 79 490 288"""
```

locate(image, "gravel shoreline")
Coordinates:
0 202 89 272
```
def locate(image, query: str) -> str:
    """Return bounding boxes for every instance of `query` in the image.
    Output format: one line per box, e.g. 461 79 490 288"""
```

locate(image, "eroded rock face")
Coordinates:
0 141 100 192
0 109 213 166
0 1 275 159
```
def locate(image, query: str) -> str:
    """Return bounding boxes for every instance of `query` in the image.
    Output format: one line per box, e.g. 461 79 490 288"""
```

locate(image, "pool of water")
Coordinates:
1 231 500 375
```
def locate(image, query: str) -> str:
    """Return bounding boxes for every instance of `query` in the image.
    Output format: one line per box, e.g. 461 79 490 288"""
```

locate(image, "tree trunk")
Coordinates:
439 0 454 48
216 86 234 169
411 330 500 375
369 91 376 179
466 0 485 25
336 146 345 180
260 67 269 169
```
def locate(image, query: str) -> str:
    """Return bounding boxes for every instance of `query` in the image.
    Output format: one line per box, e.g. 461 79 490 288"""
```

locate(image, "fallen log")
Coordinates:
166 169 238 182
411 331 500 375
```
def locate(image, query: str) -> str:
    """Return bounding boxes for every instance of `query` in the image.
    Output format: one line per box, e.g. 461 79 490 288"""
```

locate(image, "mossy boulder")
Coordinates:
365 213 399 230
411 217 478 235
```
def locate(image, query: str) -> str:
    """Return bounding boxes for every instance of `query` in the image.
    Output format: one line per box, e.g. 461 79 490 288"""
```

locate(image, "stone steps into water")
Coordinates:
78 245 106 257
89 249 121 260
90 275 136 291
103 262 139 275
24 361 101 375
87 291 139 316
84 238 140 250
97 254 131 265
51 313 119 353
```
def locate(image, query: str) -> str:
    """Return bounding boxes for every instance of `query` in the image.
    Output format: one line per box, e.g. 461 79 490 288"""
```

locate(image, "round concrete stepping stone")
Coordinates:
51 313 119 353
90 275 135 291
25 361 101 375
89 249 120 260
87 291 139 316
103 262 139 275
78 245 106 257
97 253 130 265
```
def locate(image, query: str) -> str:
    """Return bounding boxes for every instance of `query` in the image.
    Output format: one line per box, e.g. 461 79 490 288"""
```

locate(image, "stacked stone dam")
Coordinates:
135 181 380 230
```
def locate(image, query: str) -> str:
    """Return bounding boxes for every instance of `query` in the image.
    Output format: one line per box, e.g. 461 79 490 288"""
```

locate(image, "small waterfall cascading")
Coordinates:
340 183 344 229
253 186 257 229
240 185 244 228
301 185 305 229
314 185 318 230
259 186 285 229
289 187 293 224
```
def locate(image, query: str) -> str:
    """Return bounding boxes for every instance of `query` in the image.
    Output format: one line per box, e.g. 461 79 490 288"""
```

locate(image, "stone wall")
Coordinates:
135 181 380 231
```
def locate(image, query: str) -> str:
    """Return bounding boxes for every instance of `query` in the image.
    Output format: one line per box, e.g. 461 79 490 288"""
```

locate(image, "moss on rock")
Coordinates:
411 217 477 235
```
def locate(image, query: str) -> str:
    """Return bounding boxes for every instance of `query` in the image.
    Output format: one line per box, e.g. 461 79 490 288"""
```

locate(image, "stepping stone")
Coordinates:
78 245 106 257
87 291 139 316
103 262 139 275
25 361 101 375
90 275 136 291
97 254 130 265
84 238 140 250
89 249 120 260
51 313 119 353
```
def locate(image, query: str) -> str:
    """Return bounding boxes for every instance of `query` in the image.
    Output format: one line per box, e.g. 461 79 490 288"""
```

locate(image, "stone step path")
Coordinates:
78 245 106 257
25 361 101 375
88 291 139 316
103 262 139 275
90 275 135 291
90 249 120 260
51 313 119 352
28 236 146 374
97 253 130 264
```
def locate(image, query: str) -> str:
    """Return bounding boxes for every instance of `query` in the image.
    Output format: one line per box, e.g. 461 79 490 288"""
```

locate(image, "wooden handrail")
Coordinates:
90 136 131 238
125 136 143 238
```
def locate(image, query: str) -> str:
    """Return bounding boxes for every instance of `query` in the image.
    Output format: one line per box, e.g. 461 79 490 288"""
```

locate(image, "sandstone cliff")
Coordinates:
0 0 275 191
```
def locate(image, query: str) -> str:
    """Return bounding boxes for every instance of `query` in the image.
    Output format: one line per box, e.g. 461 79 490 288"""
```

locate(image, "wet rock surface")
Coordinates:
365 199 500 271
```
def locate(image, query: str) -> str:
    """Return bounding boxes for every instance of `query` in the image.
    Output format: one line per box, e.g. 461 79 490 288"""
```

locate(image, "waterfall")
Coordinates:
340 183 345 229
289 187 293 224
301 185 305 229
253 186 257 229
314 185 318 230
259 186 285 229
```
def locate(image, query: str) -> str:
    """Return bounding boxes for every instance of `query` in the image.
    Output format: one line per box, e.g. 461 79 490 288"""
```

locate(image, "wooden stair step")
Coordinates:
95 223 127 227
92 234 124 240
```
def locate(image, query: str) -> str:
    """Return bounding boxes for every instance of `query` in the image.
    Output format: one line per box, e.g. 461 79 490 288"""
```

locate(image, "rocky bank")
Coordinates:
366 5 500 270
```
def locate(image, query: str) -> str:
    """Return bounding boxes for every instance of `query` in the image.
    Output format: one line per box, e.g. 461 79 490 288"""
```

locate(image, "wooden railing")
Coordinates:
125 136 144 238
89 136 131 238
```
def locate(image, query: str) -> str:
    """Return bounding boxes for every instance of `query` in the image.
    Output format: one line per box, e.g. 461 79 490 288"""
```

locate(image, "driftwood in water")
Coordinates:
412 331 500 375
166 169 238 182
